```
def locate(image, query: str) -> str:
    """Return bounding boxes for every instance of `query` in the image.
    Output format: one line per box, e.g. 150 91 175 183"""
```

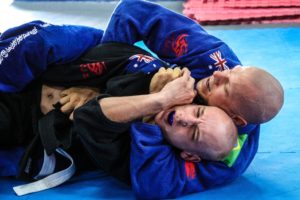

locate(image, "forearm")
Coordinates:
100 68 195 123
99 93 164 123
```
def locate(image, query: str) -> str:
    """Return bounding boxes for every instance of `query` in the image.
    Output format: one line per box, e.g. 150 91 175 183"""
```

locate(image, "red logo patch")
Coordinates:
184 161 196 180
80 61 106 79
172 34 189 57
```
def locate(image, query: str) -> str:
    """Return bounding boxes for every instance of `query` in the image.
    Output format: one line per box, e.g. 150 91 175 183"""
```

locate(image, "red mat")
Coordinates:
183 0 300 25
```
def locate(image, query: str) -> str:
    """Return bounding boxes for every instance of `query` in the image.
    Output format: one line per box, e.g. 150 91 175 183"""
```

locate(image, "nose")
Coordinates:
175 114 201 127
213 70 228 86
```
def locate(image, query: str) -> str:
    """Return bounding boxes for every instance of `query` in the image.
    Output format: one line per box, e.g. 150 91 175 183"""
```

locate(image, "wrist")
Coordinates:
154 92 170 110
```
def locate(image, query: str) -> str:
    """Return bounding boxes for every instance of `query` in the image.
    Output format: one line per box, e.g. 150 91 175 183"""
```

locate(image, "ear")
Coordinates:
180 151 201 163
231 115 247 127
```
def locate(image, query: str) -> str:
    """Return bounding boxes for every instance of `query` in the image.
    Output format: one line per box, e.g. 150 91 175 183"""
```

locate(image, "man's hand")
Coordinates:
158 68 196 109
59 87 100 120
40 85 65 115
98 68 195 123
149 67 182 93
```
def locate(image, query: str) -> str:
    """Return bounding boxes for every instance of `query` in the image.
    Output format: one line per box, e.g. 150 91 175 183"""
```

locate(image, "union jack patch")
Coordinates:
129 54 155 63
210 51 229 71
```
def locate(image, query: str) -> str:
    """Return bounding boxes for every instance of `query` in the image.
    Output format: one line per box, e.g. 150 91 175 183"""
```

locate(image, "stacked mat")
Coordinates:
183 0 300 25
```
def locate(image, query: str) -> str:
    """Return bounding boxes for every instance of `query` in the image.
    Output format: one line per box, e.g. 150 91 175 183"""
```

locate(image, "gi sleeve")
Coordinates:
0 20 103 92
130 122 260 199
73 95 131 183
102 0 242 80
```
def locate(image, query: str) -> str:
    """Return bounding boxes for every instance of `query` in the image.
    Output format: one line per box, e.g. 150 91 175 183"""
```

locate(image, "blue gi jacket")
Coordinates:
0 21 103 92
130 123 259 199
102 0 260 198
102 0 241 80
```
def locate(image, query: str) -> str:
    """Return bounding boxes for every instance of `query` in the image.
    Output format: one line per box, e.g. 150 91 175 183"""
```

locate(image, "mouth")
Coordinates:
167 111 175 125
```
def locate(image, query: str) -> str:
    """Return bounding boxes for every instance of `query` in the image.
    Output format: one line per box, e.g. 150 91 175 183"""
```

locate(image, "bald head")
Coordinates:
196 66 284 126
199 106 238 161
231 66 284 124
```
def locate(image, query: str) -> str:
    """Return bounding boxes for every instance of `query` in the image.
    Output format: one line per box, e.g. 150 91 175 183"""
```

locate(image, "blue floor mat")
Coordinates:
0 171 134 200
0 2 299 198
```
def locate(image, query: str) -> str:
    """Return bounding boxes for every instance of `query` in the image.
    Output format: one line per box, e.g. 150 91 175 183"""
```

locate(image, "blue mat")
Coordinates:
1 26 300 199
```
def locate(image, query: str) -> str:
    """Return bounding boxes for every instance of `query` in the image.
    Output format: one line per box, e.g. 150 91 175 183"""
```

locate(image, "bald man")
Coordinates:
102 0 284 126
98 0 284 198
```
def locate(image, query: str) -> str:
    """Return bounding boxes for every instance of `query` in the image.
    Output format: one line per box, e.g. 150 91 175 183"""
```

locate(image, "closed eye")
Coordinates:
200 107 205 118
193 107 202 141
206 78 211 92
197 107 200 118
193 126 198 141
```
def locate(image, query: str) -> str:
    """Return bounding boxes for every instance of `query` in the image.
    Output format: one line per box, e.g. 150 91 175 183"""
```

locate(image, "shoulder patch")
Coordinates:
222 134 248 167
184 161 196 180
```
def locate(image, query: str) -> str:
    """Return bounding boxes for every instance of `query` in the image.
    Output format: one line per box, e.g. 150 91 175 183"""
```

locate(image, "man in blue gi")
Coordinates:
91 0 284 198
53 0 284 193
